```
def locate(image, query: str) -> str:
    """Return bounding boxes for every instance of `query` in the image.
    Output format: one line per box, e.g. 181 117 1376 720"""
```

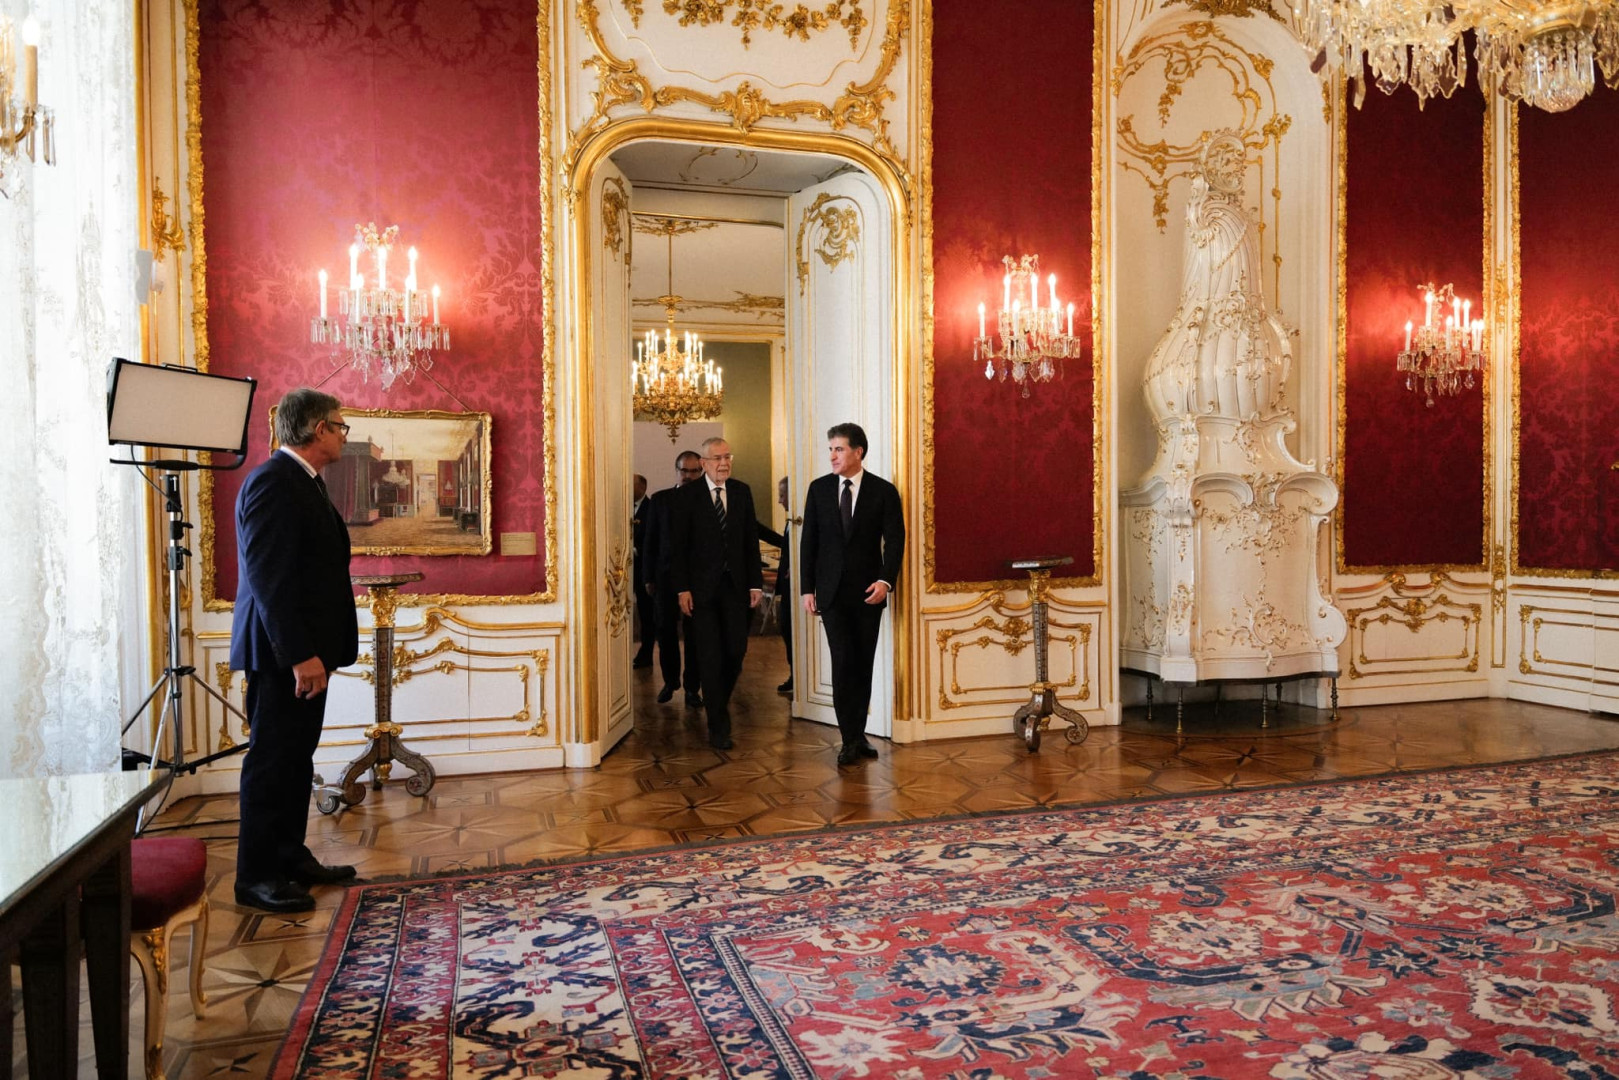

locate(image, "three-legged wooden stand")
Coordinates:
1009 557 1089 752
317 573 436 814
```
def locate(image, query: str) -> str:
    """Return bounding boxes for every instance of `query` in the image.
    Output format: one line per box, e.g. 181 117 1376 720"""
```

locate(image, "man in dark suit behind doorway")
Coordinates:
229 388 361 912
642 451 705 705
800 422 905 766
670 436 763 749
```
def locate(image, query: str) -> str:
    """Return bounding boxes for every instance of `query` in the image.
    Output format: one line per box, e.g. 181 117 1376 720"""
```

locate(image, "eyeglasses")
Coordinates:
705 453 734 462
325 419 350 436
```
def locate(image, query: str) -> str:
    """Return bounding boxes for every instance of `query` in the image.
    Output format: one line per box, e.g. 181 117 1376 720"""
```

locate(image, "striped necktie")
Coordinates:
713 485 727 532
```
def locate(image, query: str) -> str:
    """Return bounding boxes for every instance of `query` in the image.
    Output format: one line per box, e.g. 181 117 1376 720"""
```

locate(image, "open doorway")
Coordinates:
589 137 899 758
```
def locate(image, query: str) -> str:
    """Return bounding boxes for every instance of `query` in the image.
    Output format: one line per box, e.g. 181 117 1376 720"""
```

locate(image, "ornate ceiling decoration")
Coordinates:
621 0 868 49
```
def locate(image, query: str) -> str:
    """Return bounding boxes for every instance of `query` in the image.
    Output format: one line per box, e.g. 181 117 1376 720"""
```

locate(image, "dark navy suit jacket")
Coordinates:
669 478 764 604
800 471 905 610
229 450 359 674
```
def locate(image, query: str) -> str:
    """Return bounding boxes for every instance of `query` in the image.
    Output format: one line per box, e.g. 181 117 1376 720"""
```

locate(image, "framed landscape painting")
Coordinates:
271 408 493 556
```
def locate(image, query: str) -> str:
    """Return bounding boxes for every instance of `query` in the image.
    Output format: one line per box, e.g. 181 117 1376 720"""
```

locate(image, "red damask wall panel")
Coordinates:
199 0 545 601
1518 86 1619 573
1342 85 1486 568
930 0 1095 584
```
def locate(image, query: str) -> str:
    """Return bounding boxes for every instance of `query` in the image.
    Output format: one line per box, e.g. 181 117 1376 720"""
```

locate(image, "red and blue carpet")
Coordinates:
277 754 1619 1078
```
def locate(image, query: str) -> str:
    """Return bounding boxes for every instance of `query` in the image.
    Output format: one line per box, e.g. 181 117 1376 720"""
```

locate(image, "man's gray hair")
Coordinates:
276 388 342 448
701 436 728 455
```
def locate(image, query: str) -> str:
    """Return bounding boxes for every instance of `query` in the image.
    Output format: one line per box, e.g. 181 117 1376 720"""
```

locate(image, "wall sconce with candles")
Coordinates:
1397 282 1484 407
974 254 1082 398
0 12 55 192
311 222 449 391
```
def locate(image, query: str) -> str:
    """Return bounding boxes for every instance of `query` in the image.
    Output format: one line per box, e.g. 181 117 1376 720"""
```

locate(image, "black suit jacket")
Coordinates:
800 471 905 610
669 478 764 604
229 450 359 673
640 486 679 592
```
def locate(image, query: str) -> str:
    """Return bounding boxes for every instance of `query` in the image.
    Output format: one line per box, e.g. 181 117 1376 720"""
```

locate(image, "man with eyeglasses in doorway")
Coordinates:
670 437 764 749
641 450 706 706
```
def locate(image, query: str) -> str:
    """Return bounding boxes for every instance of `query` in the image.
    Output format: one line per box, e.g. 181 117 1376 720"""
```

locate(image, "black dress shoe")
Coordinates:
656 684 675 704
235 878 315 913
856 742 879 759
633 655 653 669
288 858 358 886
685 692 704 708
777 678 794 694
836 744 861 766
709 735 734 750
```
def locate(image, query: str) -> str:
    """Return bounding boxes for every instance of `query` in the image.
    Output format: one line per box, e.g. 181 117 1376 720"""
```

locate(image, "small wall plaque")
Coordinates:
500 531 537 556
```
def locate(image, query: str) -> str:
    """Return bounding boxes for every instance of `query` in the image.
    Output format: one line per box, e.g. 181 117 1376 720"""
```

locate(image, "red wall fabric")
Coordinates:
1518 86 1619 573
198 0 546 602
929 0 1096 584
1342 84 1486 568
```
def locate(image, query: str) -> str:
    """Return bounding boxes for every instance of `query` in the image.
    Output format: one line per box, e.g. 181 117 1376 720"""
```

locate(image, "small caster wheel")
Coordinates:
316 790 341 815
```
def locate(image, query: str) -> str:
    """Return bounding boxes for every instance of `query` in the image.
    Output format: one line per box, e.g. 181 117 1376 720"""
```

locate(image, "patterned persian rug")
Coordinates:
277 754 1619 1079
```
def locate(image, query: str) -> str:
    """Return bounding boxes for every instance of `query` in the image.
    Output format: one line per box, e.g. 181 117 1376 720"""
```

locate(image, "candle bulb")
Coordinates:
978 302 986 339
318 269 328 320
1048 273 1057 310
1425 290 1434 327
21 16 38 108
1404 320 1412 352
349 243 359 284
1066 302 1074 338
431 284 440 325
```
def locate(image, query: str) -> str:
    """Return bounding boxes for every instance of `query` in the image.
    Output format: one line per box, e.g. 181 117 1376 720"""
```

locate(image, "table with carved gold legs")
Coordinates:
1008 557 1090 752
317 573 435 815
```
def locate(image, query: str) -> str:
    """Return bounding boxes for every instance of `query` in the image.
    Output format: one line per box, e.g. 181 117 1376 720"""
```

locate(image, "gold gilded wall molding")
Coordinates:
568 0 910 183
626 0 868 50
1111 21 1289 300
1164 0 1282 18
1491 541 1508 668
932 593 1096 710
634 291 784 318
602 175 630 257
605 541 631 636
794 191 861 291
632 214 720 236
919 0 1106 595
190 1 560 610
1344 592 1482 679
1517 603 1595 677
1331 86 1491 577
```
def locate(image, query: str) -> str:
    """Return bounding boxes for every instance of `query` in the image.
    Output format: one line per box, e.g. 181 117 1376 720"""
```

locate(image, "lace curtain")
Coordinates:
0 0 144 778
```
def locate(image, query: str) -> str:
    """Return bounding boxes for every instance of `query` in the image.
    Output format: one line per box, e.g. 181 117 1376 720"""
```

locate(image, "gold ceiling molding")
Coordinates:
794 191 860 290
919 0 1107 595
624 0 868 50
187 0 561 610
1165 0 1283 19
568 0 910 183
632 215 720 236
1331 84 1492 577
633 291 784 317
603 175 630 257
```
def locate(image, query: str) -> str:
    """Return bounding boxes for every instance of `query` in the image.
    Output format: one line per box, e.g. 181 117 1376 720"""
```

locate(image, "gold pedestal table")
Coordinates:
1009 556 1089 752
317 572 435 814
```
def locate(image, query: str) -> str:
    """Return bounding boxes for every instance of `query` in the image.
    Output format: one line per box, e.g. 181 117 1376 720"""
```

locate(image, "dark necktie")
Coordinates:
840 478 853 538
713 485 727 532
314 473 330 501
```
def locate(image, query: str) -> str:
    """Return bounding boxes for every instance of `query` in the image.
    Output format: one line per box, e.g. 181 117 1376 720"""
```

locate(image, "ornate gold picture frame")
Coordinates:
271 407 493 557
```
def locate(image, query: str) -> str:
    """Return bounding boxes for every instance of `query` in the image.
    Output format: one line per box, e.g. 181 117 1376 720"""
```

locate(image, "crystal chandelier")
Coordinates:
630 225 723 441
1 13 55 192
1397 282 1485 406
1294 0 1619 113
975 255 1083 398
311 222 449 390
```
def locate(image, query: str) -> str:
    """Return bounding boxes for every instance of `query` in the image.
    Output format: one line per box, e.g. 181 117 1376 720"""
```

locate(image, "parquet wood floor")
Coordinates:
14 645 1619 1077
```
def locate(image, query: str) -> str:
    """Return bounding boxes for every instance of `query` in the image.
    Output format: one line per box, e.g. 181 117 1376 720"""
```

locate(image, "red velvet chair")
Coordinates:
129 837 209 1080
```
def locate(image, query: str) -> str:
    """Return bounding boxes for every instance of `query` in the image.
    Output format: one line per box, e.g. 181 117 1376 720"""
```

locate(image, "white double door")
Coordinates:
784 170 895 740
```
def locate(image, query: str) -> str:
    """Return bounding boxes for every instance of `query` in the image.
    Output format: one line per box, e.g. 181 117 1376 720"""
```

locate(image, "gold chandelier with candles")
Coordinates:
1398 282 1485 406
631 224 723 441
311 222 449 391
1 13 55 191
1294 0 1619 113
975 254 1083 398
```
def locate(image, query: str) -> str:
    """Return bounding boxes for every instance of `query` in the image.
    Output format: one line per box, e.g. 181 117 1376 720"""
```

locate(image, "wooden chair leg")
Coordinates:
2 948 14 1080
187 897 209 1018
131 926 168 1080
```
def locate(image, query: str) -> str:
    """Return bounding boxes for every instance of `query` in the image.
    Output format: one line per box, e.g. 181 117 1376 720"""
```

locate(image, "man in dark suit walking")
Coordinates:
631 474 654 668
642 451 705 705
230 388 360 912
800 422 905 766
671 437 763 749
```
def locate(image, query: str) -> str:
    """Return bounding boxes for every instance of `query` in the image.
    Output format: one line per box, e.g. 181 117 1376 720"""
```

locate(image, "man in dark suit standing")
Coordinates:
631 474 654 668
229 388 360 912
642 451 705 705
800 422 905 765
671 437 763 749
